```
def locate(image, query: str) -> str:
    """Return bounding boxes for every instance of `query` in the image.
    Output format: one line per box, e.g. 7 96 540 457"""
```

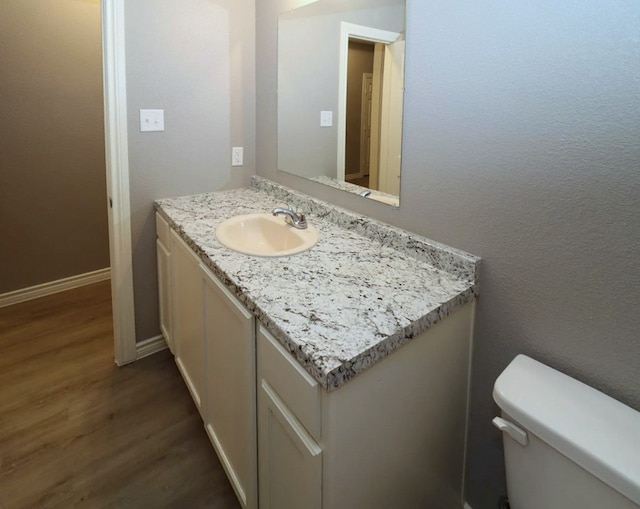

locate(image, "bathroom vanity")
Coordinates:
154 177 479 509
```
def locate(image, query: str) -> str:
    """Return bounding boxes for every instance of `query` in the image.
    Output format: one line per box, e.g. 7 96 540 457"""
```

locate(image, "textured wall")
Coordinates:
125 0 256 341
0 0 109 293
256 1 640 507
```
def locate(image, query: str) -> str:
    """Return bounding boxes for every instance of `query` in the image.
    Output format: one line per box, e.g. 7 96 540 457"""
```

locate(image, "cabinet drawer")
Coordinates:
156 212 171 245
257 325 321 441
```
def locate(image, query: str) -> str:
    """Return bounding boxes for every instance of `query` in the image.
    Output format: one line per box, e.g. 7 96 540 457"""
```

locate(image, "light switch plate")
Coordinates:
320 110 333 127
140 109 164 132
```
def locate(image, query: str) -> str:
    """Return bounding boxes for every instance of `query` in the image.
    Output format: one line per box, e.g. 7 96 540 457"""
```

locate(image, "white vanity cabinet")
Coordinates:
155 208 476 509
202 267 257 509
257 304 475 509
170 229 206 417
155 213 173 352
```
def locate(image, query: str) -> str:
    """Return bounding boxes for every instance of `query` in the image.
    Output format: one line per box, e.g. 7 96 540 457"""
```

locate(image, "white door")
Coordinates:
171 229 205 417
156 237 173 353
359 72 374 178
258 380 322 509
378 39 405 196
203 267 257 509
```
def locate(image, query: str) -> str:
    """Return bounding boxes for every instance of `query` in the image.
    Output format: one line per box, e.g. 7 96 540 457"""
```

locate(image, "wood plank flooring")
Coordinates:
0 280 240 509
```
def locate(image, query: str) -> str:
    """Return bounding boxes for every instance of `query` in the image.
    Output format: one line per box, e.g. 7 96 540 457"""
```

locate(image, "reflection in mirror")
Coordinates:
277 0 405 207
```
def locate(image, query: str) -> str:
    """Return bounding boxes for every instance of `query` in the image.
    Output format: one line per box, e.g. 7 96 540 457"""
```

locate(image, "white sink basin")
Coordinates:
215 213 318 257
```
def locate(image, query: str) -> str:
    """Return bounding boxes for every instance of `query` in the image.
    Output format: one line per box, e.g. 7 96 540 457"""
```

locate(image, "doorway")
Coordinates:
344 41 375 187
0 1 112 315
337 22 404 194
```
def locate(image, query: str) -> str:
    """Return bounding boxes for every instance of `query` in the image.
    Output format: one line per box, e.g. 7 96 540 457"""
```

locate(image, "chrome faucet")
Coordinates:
271 204 308 229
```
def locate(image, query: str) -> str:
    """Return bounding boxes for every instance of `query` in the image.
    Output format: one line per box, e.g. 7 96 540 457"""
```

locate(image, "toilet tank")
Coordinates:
493 355 640 509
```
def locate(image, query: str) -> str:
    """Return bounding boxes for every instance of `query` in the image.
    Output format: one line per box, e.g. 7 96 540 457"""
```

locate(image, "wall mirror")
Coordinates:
277 0 406 207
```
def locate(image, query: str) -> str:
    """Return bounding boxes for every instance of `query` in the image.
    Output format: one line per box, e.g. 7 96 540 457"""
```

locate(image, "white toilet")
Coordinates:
492 354 640 509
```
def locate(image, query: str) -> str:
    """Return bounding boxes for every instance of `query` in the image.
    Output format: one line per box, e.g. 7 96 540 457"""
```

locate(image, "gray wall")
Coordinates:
0 0 109 294
125 0 256 341
257 0 640 507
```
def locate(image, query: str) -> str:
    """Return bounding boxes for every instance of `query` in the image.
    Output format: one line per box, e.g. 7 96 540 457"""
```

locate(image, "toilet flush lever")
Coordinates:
492 417 529 447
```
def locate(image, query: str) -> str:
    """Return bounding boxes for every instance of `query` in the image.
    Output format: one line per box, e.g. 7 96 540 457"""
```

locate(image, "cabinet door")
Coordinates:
202 267 257 509
258 380 322 509
171 229 205 417
156 238 173 352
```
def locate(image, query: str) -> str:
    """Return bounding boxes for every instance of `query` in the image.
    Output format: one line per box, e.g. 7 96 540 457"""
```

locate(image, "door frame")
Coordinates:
102 0 137 365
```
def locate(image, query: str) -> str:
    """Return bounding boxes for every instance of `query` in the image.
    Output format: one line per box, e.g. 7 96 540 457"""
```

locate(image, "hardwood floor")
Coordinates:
0 280 240 509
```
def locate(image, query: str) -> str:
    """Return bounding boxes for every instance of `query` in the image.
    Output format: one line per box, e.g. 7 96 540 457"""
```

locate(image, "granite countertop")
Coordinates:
155 177 480 391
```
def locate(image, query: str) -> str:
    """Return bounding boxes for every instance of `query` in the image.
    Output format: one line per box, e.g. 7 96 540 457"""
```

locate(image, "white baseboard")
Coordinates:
136 335 168 360
0 268 111 308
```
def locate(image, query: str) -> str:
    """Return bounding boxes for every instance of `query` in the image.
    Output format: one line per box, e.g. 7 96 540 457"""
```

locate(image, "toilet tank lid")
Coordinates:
493 354 640 505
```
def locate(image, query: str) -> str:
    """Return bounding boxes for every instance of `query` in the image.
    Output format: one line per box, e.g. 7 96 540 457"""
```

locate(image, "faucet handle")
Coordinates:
295 213 307 229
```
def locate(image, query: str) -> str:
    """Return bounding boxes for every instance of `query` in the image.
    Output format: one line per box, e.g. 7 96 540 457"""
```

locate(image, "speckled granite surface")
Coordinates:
155 179 480 391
